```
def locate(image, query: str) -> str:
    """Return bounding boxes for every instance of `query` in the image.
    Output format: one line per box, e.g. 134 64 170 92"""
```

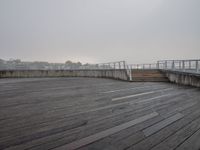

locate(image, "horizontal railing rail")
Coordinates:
1 59 199 75
127 59 200 74
0 61 127 70
95 61 127 70
128 63 158 70
157 59 200 74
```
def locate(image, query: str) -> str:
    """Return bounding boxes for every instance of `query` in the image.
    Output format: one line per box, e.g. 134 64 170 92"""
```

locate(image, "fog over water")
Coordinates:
0 0 200 64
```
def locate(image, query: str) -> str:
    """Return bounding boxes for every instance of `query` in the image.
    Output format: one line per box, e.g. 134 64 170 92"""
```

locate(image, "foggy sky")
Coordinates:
0 0 200 64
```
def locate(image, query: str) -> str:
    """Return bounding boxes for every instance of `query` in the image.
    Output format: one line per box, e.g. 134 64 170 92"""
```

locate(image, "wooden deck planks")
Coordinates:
176 128 200 150
127 103 200 150
143 113 184 137
0 78 199 150
53 112 158 150
151 116 200 150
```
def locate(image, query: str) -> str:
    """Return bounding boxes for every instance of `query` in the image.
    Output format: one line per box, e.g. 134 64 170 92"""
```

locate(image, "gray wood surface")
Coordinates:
143 113 184 137
0 77 199 150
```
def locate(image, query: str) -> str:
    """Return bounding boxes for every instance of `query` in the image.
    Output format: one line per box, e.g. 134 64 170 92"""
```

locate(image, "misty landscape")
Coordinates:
0 0 200 150
0 59 95 70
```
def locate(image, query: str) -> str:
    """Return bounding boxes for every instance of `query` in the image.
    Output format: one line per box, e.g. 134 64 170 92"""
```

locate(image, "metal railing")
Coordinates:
1 59 199 74
0 61 127 70
128 63 158 70
77 61 127 70
96 61 127 69
157 59 200 74
127 59 200 74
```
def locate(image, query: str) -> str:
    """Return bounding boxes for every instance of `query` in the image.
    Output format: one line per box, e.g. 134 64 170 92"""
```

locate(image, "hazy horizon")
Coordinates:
0 0 200 64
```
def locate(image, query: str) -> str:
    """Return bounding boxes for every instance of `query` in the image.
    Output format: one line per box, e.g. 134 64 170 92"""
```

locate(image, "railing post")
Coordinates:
123 61 126 69
182 60 185 71
189 61 191 69
119 62 121 69
129 67 132 81
172 60 175 70
157 61 159 69
179 61 181 70
164 61 167 69
196 60 199 73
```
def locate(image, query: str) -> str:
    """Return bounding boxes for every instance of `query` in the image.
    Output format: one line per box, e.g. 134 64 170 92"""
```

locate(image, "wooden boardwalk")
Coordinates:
0 77 200 150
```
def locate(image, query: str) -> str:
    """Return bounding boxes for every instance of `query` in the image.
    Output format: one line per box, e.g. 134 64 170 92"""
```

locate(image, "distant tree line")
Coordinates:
0 59 97 70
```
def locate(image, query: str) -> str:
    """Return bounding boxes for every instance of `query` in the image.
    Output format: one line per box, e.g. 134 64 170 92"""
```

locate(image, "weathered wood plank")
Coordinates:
176 128 200 150
0 78 199 150
151 116 200 150
127 103 200 150
112 88 173 101
0 90 189 148
143 113 184 137
53 112 158 150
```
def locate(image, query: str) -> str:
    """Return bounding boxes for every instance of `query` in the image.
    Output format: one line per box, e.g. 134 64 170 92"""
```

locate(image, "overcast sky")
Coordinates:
0 0 200 64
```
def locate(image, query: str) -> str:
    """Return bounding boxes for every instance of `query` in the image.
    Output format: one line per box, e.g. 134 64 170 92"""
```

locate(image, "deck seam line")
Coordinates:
112 88 173 101
126 108 200 150
52 112 159 150
148 114 200 150
173 123 200 150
